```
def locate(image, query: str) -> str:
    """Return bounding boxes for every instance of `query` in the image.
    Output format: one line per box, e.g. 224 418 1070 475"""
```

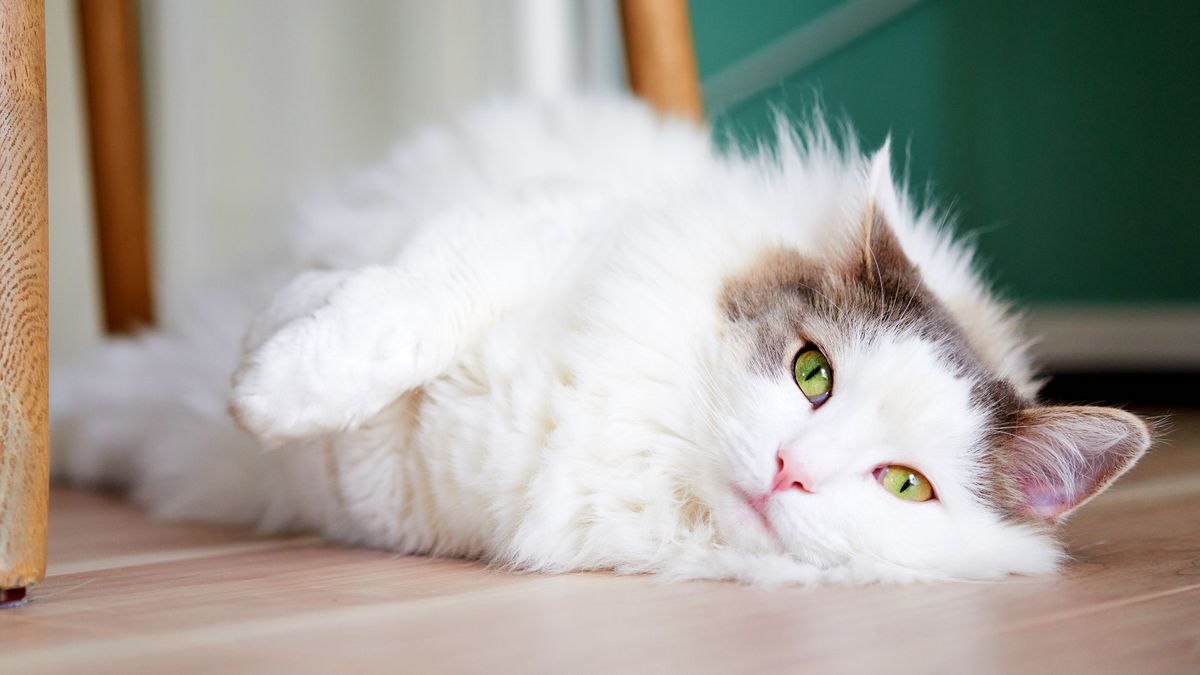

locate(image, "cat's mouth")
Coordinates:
734 487 777 539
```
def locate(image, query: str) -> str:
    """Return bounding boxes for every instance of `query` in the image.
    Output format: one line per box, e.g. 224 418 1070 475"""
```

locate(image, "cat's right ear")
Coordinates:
997 406 1152 523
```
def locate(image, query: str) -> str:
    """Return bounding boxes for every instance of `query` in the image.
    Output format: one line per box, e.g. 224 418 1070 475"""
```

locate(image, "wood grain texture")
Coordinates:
619 0 704 122
77 0 154 333
0 0 49 593
2 411 1198 671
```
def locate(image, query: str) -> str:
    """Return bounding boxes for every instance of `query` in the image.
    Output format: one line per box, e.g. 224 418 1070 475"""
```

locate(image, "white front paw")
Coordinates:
231 311 357 445
241 269 353 355
230 267 445 445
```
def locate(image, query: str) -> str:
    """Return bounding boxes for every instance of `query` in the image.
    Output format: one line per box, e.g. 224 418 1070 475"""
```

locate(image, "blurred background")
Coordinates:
47 0 1199 402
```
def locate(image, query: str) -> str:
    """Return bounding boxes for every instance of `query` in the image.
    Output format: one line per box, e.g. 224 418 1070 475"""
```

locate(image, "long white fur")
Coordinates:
54 97 1068 584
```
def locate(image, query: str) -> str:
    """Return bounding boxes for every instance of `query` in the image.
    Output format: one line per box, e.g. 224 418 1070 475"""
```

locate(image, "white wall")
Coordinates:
46 0 102 366
47 0 623 365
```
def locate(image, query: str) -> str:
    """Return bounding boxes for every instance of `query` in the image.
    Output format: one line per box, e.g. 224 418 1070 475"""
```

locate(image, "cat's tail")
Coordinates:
51 279 279 528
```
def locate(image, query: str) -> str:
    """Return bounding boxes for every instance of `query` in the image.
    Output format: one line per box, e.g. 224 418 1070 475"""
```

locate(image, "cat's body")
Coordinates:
54 98 1150 584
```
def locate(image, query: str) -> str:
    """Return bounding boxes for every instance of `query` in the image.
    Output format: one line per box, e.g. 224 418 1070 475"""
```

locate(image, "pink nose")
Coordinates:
773 450 814 493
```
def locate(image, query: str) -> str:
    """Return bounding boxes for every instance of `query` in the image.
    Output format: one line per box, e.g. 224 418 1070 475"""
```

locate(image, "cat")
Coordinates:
53 97 1152 585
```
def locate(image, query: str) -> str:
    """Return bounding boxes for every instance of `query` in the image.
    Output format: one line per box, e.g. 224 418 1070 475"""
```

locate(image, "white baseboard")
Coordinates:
1024 306 1200 371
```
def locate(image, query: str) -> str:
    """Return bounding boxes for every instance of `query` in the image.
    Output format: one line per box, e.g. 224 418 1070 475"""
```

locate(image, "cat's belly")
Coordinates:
309 352 563 561
308 271 711 570
311 360 675 571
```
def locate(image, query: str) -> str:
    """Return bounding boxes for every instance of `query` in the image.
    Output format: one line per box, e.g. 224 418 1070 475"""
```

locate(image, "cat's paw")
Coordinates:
241 269 354 355
231 266 444 445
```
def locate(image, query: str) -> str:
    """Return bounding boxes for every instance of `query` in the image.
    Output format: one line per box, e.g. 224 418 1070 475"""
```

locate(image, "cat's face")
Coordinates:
699 193 1151 582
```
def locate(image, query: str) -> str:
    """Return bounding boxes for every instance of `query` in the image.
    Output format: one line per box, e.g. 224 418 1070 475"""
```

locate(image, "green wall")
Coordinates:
691 0 1200 305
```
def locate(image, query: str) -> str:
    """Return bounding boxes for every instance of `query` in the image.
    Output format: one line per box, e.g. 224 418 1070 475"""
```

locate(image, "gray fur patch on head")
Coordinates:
720 211 1021 398
719 213 1034 514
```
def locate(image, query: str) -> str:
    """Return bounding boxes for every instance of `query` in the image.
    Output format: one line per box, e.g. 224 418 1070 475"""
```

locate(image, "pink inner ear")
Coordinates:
1020 476 1074 521
1006 406 1151 523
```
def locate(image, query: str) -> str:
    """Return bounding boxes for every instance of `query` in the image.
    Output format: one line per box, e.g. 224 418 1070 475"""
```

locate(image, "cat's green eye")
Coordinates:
793 348 833 406
876 465 935 502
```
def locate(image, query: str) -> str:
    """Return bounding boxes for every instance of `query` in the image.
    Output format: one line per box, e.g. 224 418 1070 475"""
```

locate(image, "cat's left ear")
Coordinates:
866 138 902 225
855 140 918 283
1000 406 1152 523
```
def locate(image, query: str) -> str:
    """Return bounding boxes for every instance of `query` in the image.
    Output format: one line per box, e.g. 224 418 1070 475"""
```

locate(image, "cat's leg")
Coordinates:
232 183 602 445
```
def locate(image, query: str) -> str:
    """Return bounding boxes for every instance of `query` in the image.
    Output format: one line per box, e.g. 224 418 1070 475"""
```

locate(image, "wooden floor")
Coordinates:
5 411 1200 674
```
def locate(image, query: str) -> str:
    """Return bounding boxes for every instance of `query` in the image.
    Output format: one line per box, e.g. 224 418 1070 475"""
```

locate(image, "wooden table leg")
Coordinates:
0 0 50 607
618 0 704 122
77 0 154 334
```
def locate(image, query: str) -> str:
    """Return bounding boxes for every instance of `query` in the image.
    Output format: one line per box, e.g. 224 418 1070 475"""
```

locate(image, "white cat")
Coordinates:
53 97 1151 584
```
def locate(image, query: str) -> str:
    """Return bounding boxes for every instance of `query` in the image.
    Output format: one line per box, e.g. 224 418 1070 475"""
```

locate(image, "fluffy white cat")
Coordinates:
53 97 1151 584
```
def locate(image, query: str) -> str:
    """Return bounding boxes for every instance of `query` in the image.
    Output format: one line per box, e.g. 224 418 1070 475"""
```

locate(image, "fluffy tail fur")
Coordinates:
51 278 275 527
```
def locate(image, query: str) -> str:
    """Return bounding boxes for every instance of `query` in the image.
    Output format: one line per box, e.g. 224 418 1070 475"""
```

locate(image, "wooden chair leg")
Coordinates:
77 0 154 333
618 0 704 122
0 0 51 607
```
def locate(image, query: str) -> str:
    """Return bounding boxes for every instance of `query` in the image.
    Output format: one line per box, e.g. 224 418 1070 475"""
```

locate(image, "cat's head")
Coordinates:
701 146 1152 582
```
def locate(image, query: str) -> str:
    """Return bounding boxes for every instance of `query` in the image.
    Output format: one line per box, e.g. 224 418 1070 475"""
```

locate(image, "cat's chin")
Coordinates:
864 523 1066 583
808 546 1062 586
